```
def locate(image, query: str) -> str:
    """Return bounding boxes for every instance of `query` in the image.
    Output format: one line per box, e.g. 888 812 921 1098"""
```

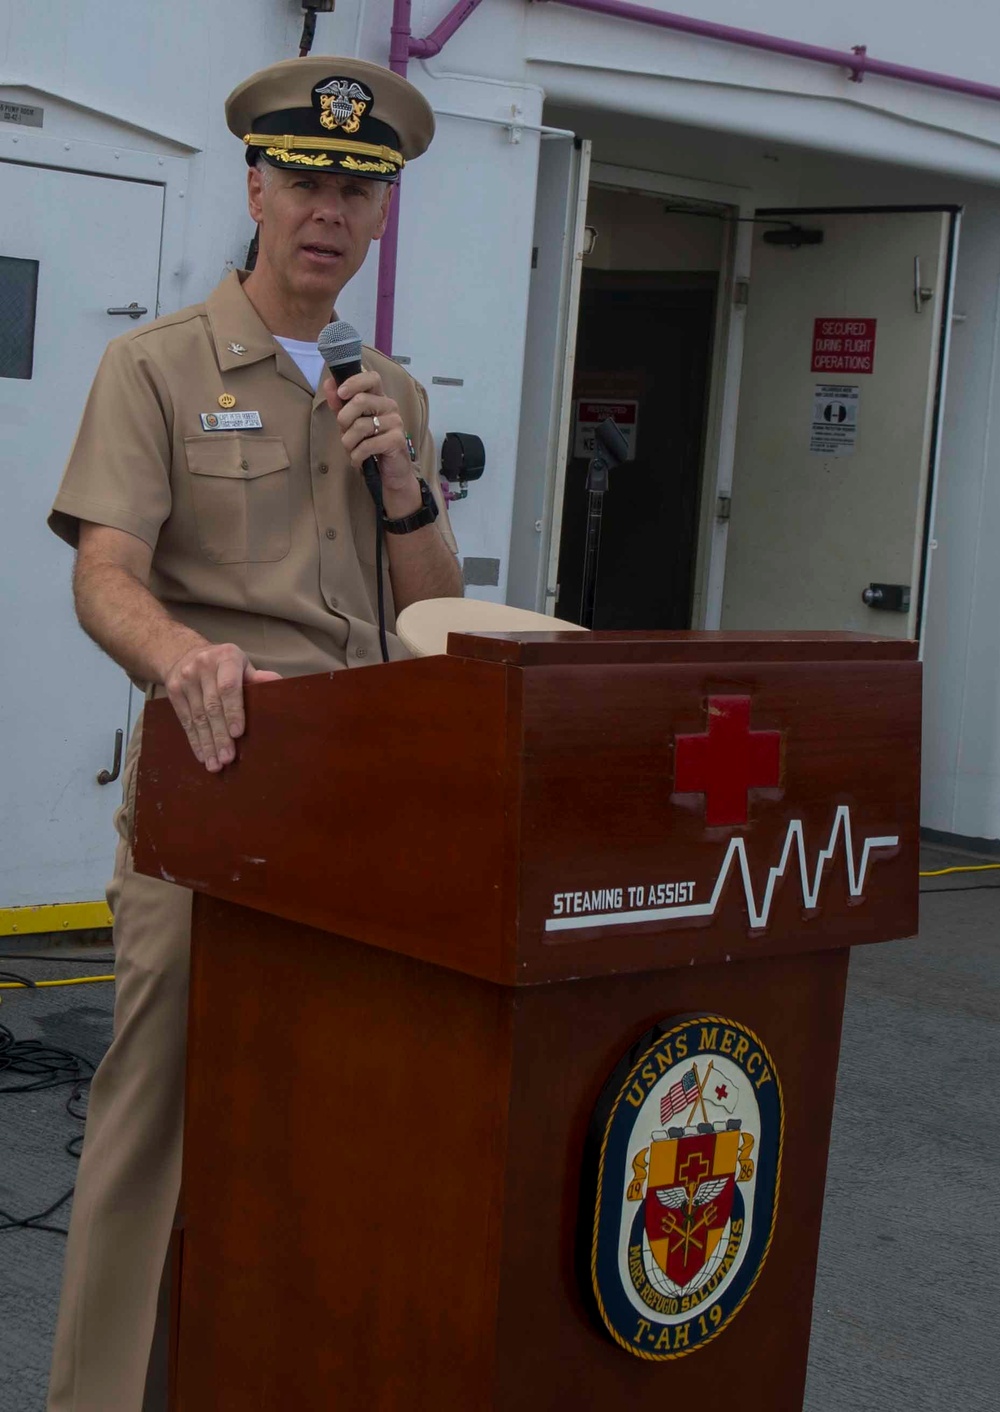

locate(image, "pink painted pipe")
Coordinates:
546 0 1000 104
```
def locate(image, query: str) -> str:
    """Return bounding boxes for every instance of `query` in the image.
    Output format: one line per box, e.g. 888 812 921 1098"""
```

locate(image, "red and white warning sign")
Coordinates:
811 318 877 374
573 400 638 459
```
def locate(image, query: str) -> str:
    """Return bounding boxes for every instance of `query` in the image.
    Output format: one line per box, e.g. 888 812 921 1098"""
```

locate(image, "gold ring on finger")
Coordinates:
372 414 381 436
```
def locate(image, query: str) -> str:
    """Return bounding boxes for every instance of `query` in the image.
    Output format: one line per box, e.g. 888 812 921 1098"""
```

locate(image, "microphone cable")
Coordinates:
363 461 390 664
0 1018 96 1236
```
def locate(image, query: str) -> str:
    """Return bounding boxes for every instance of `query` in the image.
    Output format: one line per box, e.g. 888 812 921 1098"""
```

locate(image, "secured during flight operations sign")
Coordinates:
811 317 877 374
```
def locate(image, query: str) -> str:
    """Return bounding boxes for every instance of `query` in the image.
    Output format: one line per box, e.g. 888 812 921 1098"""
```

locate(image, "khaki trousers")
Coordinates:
47 719 192 1412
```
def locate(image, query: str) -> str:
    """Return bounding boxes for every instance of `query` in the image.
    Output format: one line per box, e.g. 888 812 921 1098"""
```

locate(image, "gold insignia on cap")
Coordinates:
218 393 237 409
314 78 371 134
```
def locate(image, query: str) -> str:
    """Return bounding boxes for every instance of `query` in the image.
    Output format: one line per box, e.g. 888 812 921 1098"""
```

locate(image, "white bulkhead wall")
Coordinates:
1 0 309 297
376 77 545 598
6 0 1000 840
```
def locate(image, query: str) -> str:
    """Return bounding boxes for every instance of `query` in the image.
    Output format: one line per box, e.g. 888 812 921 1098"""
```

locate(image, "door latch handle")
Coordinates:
97 729 124 785
106 302 148 319
862 582 910 612
913 257 933 314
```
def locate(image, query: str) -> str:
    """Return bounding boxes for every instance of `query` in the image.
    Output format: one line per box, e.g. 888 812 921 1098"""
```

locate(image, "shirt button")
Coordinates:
325 527 337 540
328 596 339 609
355 646 368 659
318 462 329 475
240 458 249 470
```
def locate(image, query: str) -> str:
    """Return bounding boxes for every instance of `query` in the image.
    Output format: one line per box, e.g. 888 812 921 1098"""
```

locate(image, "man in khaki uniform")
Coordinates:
46 56 461 1411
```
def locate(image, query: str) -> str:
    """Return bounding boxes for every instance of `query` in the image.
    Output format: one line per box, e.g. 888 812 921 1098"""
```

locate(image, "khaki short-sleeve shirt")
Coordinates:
49 270 459 677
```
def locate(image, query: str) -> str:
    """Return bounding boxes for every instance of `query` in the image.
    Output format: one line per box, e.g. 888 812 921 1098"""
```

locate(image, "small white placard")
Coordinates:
1 101 43 128
810 384 859 457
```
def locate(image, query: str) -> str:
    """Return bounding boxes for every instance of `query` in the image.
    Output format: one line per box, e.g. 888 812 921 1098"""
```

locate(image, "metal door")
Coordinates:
0 160 162 914
507 137 591 612
722 208 958 638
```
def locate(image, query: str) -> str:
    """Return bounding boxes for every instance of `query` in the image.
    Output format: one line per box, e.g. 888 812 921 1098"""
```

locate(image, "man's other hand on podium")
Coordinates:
73 521 282 773
162 642 282 773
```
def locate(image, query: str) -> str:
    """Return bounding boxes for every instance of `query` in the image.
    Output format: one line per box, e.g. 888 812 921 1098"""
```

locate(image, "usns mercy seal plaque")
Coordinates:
583 1014 782 1359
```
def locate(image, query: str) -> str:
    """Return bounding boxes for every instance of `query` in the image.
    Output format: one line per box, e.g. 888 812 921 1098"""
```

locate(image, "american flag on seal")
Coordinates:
659 1066 700 1124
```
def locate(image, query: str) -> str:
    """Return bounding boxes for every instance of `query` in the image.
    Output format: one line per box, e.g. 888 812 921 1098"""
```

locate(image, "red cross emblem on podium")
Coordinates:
674 696 781 827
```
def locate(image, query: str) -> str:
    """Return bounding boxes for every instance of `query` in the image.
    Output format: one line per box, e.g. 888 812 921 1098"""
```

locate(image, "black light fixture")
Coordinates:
762 225 824 248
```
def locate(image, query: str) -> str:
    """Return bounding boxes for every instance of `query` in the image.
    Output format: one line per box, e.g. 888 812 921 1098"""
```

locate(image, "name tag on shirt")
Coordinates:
200 410 263 431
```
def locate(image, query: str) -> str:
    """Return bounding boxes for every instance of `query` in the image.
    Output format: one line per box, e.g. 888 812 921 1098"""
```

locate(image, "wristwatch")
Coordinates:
382 477 440 534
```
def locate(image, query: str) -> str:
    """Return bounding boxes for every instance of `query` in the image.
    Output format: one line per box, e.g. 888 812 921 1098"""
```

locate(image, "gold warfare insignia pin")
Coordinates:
581 1013 782 1360
218 393 237 409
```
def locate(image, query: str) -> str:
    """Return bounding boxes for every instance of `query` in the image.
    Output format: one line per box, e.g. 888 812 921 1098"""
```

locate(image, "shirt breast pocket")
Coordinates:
184 435 291 564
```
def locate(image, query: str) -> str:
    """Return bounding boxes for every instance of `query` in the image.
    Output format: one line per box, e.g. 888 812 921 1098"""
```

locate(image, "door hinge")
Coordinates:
716 495 732 522
733 280 749 308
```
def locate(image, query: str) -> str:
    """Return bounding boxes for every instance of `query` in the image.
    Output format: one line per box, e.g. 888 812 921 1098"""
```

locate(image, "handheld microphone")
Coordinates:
317 320 382 504
316 319 389 663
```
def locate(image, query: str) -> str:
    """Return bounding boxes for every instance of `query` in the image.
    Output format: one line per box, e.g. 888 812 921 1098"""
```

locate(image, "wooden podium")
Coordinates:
133 630 919 1411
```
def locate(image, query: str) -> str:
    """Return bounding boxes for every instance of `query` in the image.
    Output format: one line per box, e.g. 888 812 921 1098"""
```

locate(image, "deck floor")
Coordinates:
0 844 996 1410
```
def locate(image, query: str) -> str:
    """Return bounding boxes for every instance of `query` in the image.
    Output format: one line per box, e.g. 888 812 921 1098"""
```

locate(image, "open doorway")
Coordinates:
553 187 722 628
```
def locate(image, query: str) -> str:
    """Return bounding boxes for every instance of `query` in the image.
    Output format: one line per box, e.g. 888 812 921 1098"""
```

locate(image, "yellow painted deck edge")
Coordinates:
0 901 114 936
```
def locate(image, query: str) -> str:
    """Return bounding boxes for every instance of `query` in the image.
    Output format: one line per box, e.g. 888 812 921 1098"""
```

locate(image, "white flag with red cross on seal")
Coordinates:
704 1072 739 1114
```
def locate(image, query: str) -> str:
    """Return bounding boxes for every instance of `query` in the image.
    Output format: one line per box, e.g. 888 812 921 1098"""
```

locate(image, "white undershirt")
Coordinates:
274 335 326 392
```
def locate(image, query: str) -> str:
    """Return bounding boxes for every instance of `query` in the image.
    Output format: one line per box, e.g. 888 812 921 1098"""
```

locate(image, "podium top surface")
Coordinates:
444 629 919 666
134 629 920 987
395 597 587 657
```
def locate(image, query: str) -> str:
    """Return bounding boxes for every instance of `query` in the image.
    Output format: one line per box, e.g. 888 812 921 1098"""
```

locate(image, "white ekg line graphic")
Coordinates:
544 806 900 933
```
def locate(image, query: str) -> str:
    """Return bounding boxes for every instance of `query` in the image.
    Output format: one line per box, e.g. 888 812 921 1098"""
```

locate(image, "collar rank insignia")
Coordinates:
581 1013 782 1359
227 342 246 356
314 78 372 134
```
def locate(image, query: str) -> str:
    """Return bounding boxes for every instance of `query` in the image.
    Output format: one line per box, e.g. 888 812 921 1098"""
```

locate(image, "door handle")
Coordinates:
106 302 148 319
862 583 910 612
913 257 933 314
97 728 124 785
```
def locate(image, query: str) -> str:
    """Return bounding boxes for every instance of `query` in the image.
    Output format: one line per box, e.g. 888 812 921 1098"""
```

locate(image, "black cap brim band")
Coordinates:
244 132 403 180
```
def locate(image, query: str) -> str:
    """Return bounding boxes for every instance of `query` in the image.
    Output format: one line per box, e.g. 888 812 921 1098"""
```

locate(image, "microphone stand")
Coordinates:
578 417 630 630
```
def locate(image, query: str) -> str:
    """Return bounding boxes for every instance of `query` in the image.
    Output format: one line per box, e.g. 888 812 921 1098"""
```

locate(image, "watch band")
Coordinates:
382 477 440 534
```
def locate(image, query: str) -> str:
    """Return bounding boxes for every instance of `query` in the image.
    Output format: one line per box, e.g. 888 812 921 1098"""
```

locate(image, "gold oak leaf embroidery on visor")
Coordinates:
340 157 395 174
265 148 335 167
